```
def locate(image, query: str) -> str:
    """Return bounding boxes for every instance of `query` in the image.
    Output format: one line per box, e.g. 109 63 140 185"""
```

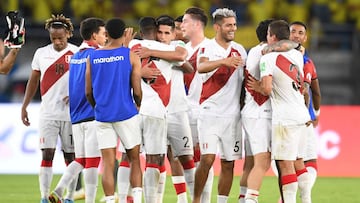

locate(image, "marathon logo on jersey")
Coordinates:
93 55 125 64
70 58 87 64
65 55 73 63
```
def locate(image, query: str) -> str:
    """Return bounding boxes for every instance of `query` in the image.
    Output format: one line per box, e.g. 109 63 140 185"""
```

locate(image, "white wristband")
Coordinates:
315 109 320 117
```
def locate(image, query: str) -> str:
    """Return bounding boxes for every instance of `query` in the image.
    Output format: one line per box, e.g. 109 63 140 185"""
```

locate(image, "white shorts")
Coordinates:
197 115 242 161
167 111 193 157
141 115 167 154
39 119 74 153
72 120 100 158
190 122 199 146
96 115 142 150
243 117 271 156
271 123 307 161
304 124 318 161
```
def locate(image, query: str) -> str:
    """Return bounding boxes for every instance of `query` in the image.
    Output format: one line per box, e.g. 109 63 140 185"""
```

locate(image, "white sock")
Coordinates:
306 166 317 189
183 167 195 200
132 187 143 203
217 195 228 203
105 195 116 203
201 166 214 203
156 169 167 203
55 161 83 197
282 182 298 203
144 167 160 203
172 176 187 203
84 167 98 203
238 186 247 203
39 166 53 198
245 189 259 203
298 172 311 203
117 164 131 202
64 173 78 200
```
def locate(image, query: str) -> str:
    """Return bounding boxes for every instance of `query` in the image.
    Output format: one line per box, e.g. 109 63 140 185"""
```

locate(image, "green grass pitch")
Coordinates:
0 175 359 202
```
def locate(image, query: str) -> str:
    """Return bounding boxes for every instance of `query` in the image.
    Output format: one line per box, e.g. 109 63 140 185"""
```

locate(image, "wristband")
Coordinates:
315 109 320 117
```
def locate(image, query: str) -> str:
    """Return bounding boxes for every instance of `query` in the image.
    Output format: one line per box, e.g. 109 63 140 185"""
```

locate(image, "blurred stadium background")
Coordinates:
0 0 359 105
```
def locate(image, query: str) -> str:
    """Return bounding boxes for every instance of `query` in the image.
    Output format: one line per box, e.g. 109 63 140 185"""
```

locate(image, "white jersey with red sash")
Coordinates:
198 39 247 117
259 50 310 125
242 43 272 119
129 39 181 118
31 43 78 121
184 38 211 120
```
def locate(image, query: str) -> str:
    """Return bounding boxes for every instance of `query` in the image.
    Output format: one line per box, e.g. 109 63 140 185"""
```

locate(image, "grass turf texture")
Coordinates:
0 175 358 202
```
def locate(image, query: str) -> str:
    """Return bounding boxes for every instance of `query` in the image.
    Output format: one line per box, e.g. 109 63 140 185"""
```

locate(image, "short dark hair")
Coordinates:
256 19 274 42
175 15 183 23
185 7 208 27
156 15 175 29
290 21 307 30
268 20 290 41
139 16 156 35
105 18 126 39
80 17 105 40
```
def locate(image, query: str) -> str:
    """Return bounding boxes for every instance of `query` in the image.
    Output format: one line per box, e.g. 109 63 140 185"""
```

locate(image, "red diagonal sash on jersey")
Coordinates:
148 61 171 107
40 50 73 96
244 68 269 105
275 54 304 91
200 48 239 104
184 48 199 91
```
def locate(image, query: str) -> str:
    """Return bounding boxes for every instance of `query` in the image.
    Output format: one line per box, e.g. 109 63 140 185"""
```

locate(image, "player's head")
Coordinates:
156 15 175 44
212 8 237 42
256 19 274 43
174 15 187 42
181 7 208 40
105 18 126 40
139 16 157 40
267 20 290 45
80 17 107 47
45 14 74 51
289 21 307 44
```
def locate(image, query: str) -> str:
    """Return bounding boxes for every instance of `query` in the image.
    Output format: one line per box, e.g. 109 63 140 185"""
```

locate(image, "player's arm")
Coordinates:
21 70 40 126
303 82 310 108
311 78 321 126
85 57 95 107
173 61 194 73
0 46 21 75
247 75 272 96
130 51 142 108
262 40 300 55
137 45 187 62
198 55 242 73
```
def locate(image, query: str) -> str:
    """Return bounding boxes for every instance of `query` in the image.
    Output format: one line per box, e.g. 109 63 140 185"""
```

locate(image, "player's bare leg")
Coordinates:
192 154 215 203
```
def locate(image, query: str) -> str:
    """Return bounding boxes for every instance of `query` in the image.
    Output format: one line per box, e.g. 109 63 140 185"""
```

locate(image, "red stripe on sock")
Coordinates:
194 149 201 162
145 163 159 169
182 159 195 170
119 160 130 167
158 165 166 173
296 168 308 176
174 183 187 194
85 157 101 168
281 174 297 185
239 194 245 199
41 160 53 167
250 193 259 197
305 162 318 171
75 158 86 167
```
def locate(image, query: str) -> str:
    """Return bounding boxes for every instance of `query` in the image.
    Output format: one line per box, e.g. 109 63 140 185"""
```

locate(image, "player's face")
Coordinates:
216 17 237 42
94 26 107 47
290 24 307 44
157 25 175 44
174 21 185 41
49 28 69 51
181 14 194 39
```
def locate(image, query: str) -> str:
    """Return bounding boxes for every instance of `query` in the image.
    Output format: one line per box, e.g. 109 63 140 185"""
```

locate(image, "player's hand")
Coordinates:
223 55 243 68
312 116 319 127
63 96 69 105
247 76 261 92
141 62 161 79
21 108 30 126
123 27 136 48
305 120 313 127
134 47 151 58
